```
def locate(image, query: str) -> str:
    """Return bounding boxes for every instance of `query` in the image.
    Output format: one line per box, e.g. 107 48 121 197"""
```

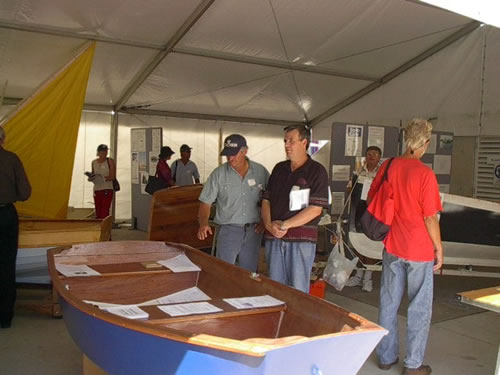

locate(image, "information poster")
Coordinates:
152 128 162 155
332 165 351 181
433 155 451 175
131 152 139 184
138 152 147 172
439 135 453 151
149 152 158 176
427 134 437 154
345 125 363 157
131 129 146 152
140 172 149 194
331 192 345 215
367 126 385 155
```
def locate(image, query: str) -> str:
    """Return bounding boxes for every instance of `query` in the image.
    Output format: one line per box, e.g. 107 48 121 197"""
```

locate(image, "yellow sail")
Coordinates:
1 42 95 219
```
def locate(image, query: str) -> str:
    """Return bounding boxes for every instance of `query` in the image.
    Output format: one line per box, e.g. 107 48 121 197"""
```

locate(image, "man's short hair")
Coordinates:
0 126 5 141
404 118 432 151
366 146 382 155
284 125 311 148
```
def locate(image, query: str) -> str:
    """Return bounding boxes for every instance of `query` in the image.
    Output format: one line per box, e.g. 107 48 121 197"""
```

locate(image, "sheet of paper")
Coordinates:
139 287 211 306
289 188 310 211
151 128 162 155
360 177 373 201
55 264 101 277
345 125 363 157
223 295 285 310
331 191 345 215
149 151 158 176
84 300 125 309
332 165 351 181
158 254 201 272
103 305 149 320
367 126 385 155
131 152 139 184
131 129 146 152
433 155 451 174
157 302 222 317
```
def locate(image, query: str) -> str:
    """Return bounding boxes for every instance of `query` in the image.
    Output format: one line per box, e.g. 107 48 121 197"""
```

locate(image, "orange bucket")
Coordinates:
309 279 326 299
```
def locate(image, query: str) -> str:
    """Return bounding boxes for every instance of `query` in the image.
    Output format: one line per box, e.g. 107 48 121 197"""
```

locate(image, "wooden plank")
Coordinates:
458 286 500 313
143 300 286 324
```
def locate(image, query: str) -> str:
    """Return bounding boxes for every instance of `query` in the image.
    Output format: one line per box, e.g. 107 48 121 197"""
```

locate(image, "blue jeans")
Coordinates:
265 239 316 293
216 224 262 272
376 250 434 369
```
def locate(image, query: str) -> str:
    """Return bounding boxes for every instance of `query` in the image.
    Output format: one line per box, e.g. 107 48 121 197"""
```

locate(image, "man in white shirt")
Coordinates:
171 144 200 186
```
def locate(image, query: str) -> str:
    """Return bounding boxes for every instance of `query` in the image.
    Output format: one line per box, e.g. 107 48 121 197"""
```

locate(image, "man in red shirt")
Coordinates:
371 119 443 375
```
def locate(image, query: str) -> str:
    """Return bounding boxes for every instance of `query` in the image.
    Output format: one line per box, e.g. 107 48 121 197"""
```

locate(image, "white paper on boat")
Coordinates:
55 264 101 277
223 295 285 310
157 302 222 317
158 254 201 272
138 287 211 306
84 300 126 308
103 305 149 320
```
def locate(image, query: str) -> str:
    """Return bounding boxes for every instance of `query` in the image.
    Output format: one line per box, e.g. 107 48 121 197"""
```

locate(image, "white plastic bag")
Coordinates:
323 244 358 291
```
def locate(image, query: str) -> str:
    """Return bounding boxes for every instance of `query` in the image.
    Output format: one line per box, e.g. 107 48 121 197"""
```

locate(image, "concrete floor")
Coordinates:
1 229 498 375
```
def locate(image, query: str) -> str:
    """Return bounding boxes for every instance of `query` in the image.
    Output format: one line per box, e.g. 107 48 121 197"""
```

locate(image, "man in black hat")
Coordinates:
0 126 31 328
171 144 200 186
197 134 269 272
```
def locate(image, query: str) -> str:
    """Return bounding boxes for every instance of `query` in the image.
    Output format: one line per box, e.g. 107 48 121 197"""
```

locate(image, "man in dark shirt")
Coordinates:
261 125 329 292
0 126 31 328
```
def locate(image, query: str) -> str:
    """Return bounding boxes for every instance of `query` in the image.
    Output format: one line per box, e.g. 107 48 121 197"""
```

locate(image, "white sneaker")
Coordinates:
362 279 373 292
345 275 362 287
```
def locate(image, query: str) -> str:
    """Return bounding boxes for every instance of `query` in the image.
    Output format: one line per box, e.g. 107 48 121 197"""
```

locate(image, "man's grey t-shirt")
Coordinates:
199 160 269 225
171 159 200 186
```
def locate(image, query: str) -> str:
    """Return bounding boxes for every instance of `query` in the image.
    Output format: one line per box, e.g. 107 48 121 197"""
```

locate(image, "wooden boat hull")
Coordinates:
49 241 386 375
347 191 500 274
17 216 112 284
61 298 384 374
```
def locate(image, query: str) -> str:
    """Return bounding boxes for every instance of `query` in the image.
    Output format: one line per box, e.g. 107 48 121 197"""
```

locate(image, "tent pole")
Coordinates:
110 113 119 225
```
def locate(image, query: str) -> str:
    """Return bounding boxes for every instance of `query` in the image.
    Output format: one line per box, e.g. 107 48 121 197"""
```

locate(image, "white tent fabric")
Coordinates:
1 0 499 218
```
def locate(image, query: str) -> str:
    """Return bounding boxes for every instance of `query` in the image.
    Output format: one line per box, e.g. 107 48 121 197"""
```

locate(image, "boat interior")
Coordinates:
49 241 381 353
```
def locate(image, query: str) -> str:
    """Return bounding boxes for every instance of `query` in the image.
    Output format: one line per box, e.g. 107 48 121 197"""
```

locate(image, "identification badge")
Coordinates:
248 179 256 186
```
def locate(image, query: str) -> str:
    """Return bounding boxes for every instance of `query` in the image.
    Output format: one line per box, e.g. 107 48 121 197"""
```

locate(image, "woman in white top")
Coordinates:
89 144 116 218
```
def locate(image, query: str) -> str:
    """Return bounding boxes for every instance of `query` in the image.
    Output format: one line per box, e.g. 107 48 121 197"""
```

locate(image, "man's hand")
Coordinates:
197 224 212 240
268 220 287 238
433 249 443 271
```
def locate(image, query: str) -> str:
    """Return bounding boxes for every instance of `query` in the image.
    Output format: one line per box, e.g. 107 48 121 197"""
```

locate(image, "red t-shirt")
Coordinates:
368 158 442 261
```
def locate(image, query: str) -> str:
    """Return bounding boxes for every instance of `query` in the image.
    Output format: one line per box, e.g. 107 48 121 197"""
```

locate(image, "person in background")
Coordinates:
171 144 200 186
197 134 269 272
261 125 329 293
345 145 382 292
89 144 116 219
0 126 31 328
374 118 443 375
156 146 175 187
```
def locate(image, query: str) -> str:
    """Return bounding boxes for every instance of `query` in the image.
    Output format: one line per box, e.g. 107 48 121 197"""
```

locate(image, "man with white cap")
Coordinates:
197 134 269 272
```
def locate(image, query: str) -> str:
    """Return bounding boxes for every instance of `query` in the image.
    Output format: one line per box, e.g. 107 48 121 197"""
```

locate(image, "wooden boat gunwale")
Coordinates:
48 241 385 358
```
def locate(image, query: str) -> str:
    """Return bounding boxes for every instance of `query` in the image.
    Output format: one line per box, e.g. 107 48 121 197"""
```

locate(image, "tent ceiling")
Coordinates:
0 0 484 126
